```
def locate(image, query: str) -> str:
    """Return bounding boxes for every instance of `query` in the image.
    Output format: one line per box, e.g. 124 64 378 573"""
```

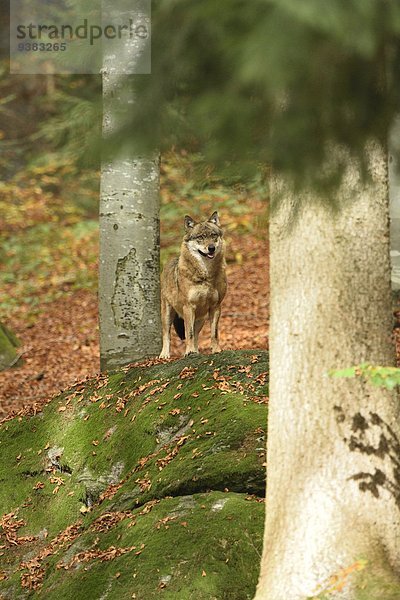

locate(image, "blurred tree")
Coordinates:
117 0 400 196
256 147 400 599
115 1 400 596
0 0 9 58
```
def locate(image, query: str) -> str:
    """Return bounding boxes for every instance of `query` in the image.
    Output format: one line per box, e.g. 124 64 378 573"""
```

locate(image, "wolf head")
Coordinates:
184 211 224 260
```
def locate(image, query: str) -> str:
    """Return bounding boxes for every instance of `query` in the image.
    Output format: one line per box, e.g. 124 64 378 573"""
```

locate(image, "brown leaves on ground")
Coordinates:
0 231 268 418
20 558 45 591
0 289 98 418
90 512 134 533
11 506 151 591
19 521 83 590
98 483 123 503
179 366 197 379
57 544 142 571
155 435 190 471
135 478 152 493
0 512 35 548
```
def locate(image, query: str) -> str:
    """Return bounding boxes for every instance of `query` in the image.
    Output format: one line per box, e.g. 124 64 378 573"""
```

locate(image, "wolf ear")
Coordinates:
208 211 220 226
184 215 195 230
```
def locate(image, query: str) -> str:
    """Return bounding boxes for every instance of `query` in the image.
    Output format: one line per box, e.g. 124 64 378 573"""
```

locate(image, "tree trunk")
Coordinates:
99 3 161 371
0 322 20 371
255 145 400 599
389 117 400 290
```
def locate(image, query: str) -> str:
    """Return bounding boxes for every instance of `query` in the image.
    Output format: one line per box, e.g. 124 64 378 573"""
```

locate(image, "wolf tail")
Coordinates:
173 314 185 340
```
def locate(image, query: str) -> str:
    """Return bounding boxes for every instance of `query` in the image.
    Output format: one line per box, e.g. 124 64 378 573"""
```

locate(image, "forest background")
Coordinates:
0 3 268 417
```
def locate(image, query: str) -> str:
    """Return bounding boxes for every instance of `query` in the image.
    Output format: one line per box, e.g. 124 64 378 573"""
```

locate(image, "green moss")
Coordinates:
40 492 264 600
0 350 267 598
0 322 21 370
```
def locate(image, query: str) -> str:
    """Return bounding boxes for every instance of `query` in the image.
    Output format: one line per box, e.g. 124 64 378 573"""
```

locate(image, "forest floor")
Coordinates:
0 152 268 418
0 234 268 419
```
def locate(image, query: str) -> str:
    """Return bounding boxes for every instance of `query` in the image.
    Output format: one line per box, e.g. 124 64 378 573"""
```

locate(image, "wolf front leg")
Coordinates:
159 298 174 359
210 306 222 353
183 305 197 355
194 318 206 353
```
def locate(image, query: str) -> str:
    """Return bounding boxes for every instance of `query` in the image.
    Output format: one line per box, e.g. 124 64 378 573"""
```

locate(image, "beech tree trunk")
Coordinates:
255 146 400 599
99 2 161 371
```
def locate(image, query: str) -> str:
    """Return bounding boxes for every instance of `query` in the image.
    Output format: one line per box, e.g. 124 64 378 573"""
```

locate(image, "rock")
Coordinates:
0 350 268 599
0 322 21 371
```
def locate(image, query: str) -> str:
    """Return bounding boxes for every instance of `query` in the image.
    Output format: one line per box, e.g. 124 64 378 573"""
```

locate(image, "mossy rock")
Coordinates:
0 323 21 371
0 350 268 598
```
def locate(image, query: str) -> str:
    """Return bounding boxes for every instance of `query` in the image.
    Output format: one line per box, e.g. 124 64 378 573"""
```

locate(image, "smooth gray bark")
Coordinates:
99 3 161 371
255 145 400 599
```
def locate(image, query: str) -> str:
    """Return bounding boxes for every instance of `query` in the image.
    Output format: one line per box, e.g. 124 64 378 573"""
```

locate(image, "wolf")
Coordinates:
159 211 227 358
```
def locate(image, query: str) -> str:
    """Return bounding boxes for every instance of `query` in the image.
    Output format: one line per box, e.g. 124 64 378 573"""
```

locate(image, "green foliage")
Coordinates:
115 0 400 195
4 1 400 206
34 79 102 169
0 219 98 318
0 60 101 179
330 364 400 390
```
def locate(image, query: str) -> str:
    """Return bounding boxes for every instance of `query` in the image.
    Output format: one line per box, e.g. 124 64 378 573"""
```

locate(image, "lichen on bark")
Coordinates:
111 248 145 331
